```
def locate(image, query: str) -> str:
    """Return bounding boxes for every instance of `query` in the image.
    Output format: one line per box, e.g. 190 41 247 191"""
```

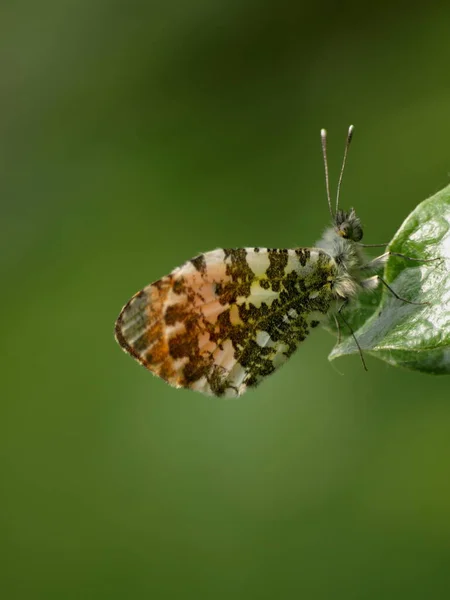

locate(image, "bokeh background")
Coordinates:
2 1 450 598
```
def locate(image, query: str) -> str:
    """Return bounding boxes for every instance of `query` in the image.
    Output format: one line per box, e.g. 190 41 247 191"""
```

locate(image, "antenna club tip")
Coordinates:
321 128 327 138
348 124 355 138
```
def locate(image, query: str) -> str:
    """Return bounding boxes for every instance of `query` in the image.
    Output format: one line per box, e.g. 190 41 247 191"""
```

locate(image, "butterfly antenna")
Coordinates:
321 128 334 220
335 124 354 214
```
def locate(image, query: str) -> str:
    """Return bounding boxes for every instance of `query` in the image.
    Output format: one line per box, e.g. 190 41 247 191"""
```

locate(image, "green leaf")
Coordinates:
328 184 450 374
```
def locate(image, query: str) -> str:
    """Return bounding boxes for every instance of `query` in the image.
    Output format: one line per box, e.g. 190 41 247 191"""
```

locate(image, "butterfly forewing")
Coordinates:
115 247 337 397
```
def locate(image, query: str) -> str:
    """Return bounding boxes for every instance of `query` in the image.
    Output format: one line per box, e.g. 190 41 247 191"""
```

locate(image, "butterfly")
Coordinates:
115 126 415 397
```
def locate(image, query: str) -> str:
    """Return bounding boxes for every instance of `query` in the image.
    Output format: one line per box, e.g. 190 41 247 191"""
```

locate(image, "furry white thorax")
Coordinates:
316 226 368 301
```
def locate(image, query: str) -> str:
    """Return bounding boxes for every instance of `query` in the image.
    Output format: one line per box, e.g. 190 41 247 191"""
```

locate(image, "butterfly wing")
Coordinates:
115 247 336 397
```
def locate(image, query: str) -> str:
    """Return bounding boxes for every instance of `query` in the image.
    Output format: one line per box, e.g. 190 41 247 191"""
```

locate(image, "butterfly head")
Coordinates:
334 208 363 242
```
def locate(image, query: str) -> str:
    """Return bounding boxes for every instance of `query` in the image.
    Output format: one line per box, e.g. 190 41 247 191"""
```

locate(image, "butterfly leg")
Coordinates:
361 275 429 306
336 299 368 371
332 313 342 345
361 251 441 272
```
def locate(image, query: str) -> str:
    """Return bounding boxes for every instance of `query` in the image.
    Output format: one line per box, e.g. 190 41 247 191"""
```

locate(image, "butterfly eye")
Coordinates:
337 220 363 242
339 224 350 238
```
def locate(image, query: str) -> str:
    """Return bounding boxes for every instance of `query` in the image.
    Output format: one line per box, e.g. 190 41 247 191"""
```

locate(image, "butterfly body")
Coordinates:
115 215 371 397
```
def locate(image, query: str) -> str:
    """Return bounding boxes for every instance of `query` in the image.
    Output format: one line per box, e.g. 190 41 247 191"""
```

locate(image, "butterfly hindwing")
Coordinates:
115 247 337 397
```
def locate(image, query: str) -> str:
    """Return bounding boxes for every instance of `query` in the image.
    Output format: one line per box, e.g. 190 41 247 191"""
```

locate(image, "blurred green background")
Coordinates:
2 1 450 598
